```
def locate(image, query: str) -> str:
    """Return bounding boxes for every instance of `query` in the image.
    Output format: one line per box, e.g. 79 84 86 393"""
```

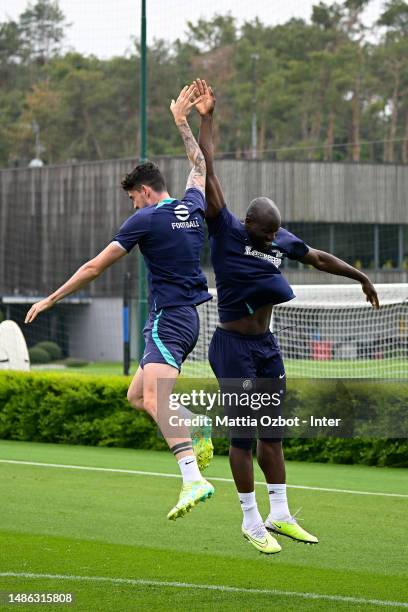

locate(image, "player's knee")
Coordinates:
142 395 157 418
258 438 282 448
257 438 283 457
230 437 254 450
127 388 144 410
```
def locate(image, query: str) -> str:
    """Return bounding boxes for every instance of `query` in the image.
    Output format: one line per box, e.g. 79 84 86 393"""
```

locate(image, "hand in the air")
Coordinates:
193 78 216 116
170 83 203 125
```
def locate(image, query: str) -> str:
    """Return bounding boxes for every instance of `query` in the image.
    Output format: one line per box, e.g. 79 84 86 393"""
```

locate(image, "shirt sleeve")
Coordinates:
182 187 207 212
206 205 235 236
278 228 309 260
111 209 151 253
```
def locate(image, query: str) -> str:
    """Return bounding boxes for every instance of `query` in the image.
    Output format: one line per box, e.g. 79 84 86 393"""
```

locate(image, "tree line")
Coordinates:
0 0 407 167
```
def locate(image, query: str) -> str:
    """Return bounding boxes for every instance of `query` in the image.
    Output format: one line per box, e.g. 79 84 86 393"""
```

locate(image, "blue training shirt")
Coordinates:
207 205 309 323
112 188 212 310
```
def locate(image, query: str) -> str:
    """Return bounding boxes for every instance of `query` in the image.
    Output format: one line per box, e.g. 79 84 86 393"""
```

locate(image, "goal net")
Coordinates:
186 284 408 380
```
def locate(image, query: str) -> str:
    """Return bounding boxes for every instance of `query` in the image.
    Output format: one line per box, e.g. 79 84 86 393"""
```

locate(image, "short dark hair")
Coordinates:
121 161 166 192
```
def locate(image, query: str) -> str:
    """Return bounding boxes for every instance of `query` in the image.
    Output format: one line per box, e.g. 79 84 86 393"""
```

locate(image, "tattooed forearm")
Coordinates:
177 120 206 192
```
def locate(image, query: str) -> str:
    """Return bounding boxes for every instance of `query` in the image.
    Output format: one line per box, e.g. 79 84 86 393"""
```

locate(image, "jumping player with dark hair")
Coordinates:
193 79 379 554
25 84 215 521
121 160 167 193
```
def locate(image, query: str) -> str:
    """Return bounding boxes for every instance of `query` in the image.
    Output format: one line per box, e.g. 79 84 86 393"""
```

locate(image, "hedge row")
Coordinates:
0 372 407 467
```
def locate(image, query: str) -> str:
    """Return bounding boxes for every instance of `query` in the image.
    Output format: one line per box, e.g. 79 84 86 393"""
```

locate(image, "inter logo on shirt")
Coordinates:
244 245 283 267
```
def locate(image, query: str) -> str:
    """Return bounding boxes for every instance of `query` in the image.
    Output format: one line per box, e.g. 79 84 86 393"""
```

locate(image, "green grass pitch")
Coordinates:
0 440 407 611
33 358 408 379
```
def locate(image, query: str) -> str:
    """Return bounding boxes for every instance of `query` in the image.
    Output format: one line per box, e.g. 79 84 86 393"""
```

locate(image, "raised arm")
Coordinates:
301 248 380 309
25 243 126 323
170 84 206 193
194 79 226 218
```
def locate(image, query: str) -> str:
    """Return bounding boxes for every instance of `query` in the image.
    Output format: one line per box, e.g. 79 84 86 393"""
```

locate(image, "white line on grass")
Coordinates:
1 572 407 608
1 459 407 498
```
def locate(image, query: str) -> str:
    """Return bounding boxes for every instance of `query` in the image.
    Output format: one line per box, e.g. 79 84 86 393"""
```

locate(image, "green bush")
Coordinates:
0 372 407 467
64 358 89 368
34 341 62 361
28 347 51 364
0 372 158 448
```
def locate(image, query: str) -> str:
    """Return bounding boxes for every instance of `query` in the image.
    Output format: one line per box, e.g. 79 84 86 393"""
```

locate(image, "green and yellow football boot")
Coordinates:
265 515 318 544
167 479 214 521
191 421 213 472
242 523 282 554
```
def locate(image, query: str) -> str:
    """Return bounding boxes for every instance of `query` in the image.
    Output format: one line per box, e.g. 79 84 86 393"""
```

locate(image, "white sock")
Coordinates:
267 483 293 522
238 491 263 530
178 455 201 483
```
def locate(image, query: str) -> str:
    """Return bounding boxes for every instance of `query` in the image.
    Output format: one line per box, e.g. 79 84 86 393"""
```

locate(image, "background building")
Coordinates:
1 157 407 361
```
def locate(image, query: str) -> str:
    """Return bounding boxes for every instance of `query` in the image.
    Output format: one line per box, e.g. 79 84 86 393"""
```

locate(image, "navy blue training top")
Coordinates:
207 205 309 323
112 188 212 311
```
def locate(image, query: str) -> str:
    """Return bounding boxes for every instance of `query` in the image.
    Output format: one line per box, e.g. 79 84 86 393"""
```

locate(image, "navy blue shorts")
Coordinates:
208 327 285 443
209 327 285 379
140 306 199 371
